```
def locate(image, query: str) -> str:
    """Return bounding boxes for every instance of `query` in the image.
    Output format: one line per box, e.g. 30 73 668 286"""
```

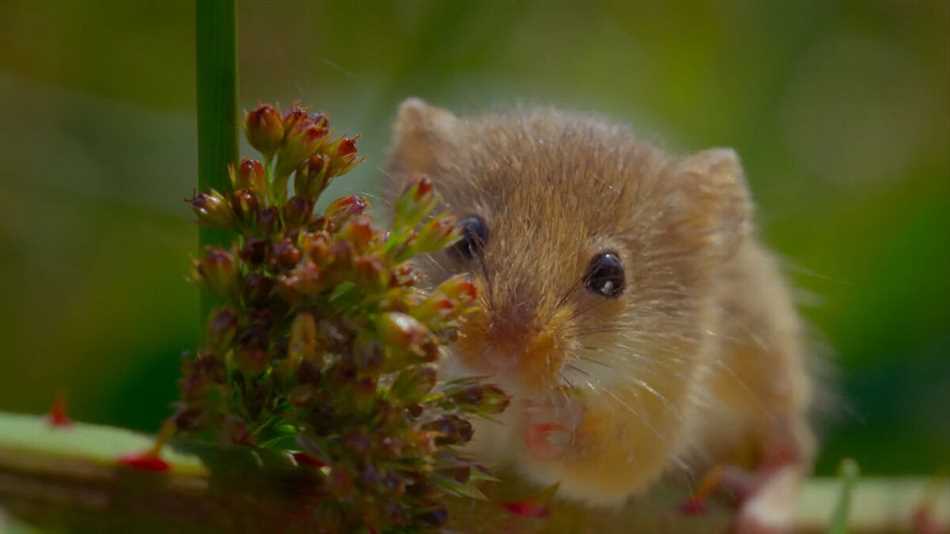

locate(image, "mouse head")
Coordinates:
386 98 750 399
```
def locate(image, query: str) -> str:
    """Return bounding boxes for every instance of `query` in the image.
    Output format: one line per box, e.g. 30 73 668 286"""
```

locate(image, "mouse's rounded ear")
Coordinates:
669 148 752 260
386 98 460 187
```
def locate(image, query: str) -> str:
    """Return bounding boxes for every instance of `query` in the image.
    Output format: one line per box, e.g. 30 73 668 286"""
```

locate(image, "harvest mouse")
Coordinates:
385 98 816 532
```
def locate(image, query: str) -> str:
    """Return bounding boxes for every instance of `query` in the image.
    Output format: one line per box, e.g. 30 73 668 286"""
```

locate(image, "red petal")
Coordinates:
47 392 72 428
118 452 170 472
502 499 549 518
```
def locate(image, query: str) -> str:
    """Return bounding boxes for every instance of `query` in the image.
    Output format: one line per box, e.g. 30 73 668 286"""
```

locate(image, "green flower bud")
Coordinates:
294 154 331 200
195 247 238 297
412 214 460 254
448 384 510 416
377 312 428 352
188 190 234 228
230 189 260 228
390 364 437 404
284 312 320 379
393 176 436 230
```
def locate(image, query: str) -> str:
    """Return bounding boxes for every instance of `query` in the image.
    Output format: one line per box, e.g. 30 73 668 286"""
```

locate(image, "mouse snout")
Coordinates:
455 303 575 390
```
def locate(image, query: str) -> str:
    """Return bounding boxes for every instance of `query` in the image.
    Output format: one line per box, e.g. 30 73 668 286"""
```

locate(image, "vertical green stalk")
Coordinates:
196 0 238 324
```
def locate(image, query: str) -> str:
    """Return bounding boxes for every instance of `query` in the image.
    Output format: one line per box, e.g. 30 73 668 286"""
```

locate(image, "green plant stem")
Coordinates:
196 0 238 324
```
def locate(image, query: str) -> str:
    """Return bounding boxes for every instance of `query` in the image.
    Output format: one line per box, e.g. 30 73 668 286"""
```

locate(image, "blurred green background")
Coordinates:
0 1 947 477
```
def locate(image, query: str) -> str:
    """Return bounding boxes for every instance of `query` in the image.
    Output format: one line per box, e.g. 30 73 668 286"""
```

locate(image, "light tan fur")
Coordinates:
385 98 815 526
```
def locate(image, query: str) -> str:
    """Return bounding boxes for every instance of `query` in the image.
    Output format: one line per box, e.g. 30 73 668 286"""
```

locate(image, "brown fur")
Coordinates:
385 99 814 524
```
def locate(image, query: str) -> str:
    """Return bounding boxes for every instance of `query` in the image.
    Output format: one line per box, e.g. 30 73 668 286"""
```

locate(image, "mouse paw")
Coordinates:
724 464 803 534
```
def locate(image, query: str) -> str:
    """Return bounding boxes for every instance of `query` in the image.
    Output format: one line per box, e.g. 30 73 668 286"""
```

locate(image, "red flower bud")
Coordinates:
339 216 376 252
276 109 329 178
325 194 369 229
272 238 302 270
245 104 284 156
326 135 361 177
230 158 267 196
299 231 333 265
436 275 479 306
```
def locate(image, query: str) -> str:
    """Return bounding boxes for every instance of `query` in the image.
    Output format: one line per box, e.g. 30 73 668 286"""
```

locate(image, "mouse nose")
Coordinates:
483 319 536 369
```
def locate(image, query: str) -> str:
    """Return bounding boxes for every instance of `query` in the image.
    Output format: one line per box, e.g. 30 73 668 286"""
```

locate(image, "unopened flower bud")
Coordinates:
276 110 329 178
353 255 388 291
239 238 269 266
422 415 473 446
299 231 333 265
282 195 313 229
196 248 238 297
449 384 510 415
324 194 368 229
326 135 360 177
272 238 302 269
393 176 436 230
282 106 309 132
377 312 428 351
188 190 234 228
390 364 437 404
294 154 332 200
230 189 259 227
257 206 280 235
245 104 284 156
413 214 460 254
339 216 376 252
286 312 320 372
229 158 267 196
436 275 479 306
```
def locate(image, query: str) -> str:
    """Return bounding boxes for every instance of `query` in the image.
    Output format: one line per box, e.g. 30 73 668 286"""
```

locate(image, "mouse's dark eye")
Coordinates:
585 251 625 298
450 214 489 260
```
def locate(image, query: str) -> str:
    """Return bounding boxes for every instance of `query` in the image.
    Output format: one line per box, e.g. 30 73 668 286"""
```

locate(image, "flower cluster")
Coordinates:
178 103 509 532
